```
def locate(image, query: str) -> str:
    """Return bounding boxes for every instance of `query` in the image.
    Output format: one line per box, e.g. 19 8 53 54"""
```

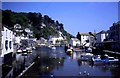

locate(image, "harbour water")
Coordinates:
21 46 120 78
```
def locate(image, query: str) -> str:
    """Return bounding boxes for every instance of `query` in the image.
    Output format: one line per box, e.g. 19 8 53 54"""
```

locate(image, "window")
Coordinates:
83 35 84 39
5 40 8 50
9 41 12 49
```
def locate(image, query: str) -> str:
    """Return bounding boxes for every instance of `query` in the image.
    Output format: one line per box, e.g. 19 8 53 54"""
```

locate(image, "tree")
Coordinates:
2 10 74 42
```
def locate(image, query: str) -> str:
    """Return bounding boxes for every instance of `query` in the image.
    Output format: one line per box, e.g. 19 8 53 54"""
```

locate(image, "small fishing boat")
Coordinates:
32 47 36 50
51 46 56 49
66 49 73 55
22 49 27 53
92 55 119 64
67 49 72 52
17 49 22 54
108 57 119 63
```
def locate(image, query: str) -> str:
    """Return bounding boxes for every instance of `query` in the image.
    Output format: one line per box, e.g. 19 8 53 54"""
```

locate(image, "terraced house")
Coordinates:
0 24 2 78
0 25 15 78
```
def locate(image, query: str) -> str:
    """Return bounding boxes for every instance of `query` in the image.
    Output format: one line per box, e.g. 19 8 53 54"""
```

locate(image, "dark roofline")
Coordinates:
96 30 107 35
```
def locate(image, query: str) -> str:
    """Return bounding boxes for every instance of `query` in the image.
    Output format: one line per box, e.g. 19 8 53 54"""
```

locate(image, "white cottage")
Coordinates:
96 30 108 43
1 27 14 57
0 26 14 77
79 32 95 47
48 31 65 45
69 38 80 46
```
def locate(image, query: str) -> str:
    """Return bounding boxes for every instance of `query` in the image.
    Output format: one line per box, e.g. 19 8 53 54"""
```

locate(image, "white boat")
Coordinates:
67 49 72 52
108 57 119 63
92 55 119 64
85 53 93 56
51 46 56 49
104 54 119 62
26 47 32 50
92 55 102 62
32 47 36 50
66 49 73 56
22 49 27 53
17 49 22 54
26 47 32 53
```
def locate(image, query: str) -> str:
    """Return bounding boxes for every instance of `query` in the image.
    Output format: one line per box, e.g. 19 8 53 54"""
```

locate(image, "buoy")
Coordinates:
46 66 49 69
87 73 90 76
50 74 54 77
79 72 82 75
70 52 72 55
83 71 86 74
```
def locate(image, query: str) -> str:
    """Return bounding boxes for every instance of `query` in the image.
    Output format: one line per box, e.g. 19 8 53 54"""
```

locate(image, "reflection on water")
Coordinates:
22 46 120 78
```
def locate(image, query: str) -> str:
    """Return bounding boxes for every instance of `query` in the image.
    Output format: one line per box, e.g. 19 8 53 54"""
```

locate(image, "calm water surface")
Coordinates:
22 46 120 78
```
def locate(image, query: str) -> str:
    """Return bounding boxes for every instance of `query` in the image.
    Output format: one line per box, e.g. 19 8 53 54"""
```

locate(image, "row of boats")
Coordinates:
24 44 119 64
92 54 119 64
48 45 56 49
66 48 119 64
17 46 36 55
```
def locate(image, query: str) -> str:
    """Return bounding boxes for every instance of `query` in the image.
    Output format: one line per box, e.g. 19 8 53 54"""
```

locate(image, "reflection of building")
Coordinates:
108 22 120 43
1 26 14 77
96 30 108 43
72 52 81 60
69 38 80 46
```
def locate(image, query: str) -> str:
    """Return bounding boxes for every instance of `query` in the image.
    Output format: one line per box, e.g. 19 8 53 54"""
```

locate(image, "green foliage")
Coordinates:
2 10 74 41
2 10 29 29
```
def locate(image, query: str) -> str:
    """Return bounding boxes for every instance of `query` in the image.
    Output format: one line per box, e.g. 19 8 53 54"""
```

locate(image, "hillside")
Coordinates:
2 10 74 41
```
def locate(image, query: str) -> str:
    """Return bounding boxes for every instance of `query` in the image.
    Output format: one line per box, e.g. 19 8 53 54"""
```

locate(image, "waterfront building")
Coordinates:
14 24 23 36
78 32 95 47
0 23 2 78
96 30 108 43
69 38 80 46
0 26 15 77
108 22 120 43
25 28 33 37
48 31 66 45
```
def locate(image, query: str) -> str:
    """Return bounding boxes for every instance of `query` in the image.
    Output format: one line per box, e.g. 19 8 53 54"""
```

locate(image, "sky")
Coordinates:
2 2 118 36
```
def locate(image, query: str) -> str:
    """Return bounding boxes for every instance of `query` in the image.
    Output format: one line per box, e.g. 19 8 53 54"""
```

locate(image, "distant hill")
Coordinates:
2 10 74 41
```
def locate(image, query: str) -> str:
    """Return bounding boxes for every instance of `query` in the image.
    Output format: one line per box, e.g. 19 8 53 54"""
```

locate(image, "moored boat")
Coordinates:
66 49 73 55
51 46 56 49
17 49 22 54
92 55 119 64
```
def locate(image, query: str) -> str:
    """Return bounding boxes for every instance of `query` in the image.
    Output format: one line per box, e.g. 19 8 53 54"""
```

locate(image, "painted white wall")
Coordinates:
101 34 106 42
49 37 64 44
96 33 107 43
81 35 90 47
15 36 21 44
1 27 14 57
49 31 65 45
69 38 80 46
